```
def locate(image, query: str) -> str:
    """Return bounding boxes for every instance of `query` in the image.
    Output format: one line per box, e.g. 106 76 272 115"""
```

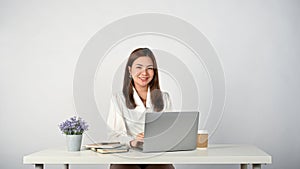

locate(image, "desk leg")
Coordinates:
252 164 261 169
241 164 248 169
63 164 69 169
35 164 43 169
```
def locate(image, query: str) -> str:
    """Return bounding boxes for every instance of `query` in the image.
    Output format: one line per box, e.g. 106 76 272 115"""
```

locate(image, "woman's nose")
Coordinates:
141 68 147 75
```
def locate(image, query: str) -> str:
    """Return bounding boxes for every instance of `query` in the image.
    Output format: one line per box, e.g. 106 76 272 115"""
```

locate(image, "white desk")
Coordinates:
23 144 271 169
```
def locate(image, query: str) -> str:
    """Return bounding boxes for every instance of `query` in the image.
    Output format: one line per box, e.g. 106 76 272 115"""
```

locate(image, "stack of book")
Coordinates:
84 142 129 154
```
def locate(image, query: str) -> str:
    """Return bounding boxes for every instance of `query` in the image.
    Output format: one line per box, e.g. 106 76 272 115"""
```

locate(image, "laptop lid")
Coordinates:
142 111 199 153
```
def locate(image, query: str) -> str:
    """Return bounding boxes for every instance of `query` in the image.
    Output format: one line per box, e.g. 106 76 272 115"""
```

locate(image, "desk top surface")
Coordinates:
23 144 272 164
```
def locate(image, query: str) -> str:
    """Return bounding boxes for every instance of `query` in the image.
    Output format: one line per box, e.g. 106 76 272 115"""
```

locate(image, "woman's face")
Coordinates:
129 56 154 89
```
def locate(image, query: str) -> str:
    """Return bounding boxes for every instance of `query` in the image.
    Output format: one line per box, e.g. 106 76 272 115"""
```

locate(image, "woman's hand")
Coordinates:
130 132 144 148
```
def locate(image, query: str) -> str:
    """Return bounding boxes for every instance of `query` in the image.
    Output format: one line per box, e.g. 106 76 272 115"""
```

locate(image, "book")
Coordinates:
84 142 123 149
90 146 129 154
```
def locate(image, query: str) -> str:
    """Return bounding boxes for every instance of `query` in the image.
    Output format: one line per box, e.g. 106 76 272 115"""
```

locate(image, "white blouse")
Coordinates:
106 87 173 146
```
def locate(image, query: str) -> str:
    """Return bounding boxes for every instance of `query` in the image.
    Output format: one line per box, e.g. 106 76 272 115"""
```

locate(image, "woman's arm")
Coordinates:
106 94 133 146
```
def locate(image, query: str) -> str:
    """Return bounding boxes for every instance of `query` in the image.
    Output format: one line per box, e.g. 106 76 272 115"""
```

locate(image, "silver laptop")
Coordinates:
140 111 199 153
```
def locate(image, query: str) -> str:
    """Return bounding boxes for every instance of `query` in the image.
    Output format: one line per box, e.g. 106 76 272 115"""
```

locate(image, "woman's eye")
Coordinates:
148 68 154 70
136 66 142 69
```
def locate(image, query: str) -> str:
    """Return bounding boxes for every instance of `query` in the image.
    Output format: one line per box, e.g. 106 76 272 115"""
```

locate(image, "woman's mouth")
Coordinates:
139 77 149 82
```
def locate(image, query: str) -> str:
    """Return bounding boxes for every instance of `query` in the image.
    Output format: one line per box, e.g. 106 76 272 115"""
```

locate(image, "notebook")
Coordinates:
139 111 199 153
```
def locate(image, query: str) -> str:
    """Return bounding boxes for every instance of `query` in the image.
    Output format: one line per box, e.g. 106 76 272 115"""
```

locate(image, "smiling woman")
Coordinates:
107 48 174 169
123 48 164 111
129 57 154 92
129 56 154 105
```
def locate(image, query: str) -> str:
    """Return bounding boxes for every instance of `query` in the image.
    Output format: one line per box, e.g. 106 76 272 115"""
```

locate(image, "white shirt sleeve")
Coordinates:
163 92 173 112
106 94 133 146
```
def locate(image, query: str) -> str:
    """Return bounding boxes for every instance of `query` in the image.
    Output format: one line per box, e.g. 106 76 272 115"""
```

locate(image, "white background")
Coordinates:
0 0 299 169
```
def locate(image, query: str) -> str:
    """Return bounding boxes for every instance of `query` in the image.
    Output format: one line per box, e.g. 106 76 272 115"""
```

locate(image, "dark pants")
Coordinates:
110 164 175 169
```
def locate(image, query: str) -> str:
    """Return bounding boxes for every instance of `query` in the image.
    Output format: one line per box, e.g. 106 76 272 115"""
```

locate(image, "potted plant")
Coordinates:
59 116 89 151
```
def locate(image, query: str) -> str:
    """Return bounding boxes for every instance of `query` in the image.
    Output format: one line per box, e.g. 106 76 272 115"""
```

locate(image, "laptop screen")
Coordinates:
142 111 199 153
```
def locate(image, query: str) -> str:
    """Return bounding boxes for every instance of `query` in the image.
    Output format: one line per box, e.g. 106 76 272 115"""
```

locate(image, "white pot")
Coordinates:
66 135 82 151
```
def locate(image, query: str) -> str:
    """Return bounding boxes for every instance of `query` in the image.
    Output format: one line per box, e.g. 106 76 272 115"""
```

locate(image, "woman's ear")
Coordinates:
128 66 132 75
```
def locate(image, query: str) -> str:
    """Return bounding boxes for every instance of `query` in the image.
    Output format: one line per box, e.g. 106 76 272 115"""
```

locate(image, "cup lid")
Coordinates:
198 130 208 134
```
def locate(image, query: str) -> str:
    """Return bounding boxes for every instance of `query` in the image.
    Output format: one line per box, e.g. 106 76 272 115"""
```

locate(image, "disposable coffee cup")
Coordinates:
197 130 208 149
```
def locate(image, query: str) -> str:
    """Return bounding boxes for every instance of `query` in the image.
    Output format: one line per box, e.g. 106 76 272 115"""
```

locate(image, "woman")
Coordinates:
107 48 174 169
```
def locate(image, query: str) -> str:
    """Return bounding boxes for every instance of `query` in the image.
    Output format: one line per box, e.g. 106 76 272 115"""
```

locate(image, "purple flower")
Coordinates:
58 116 89 135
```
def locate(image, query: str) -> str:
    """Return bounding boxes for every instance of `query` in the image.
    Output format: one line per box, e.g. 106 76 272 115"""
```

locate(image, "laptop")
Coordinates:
139 111 199 153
